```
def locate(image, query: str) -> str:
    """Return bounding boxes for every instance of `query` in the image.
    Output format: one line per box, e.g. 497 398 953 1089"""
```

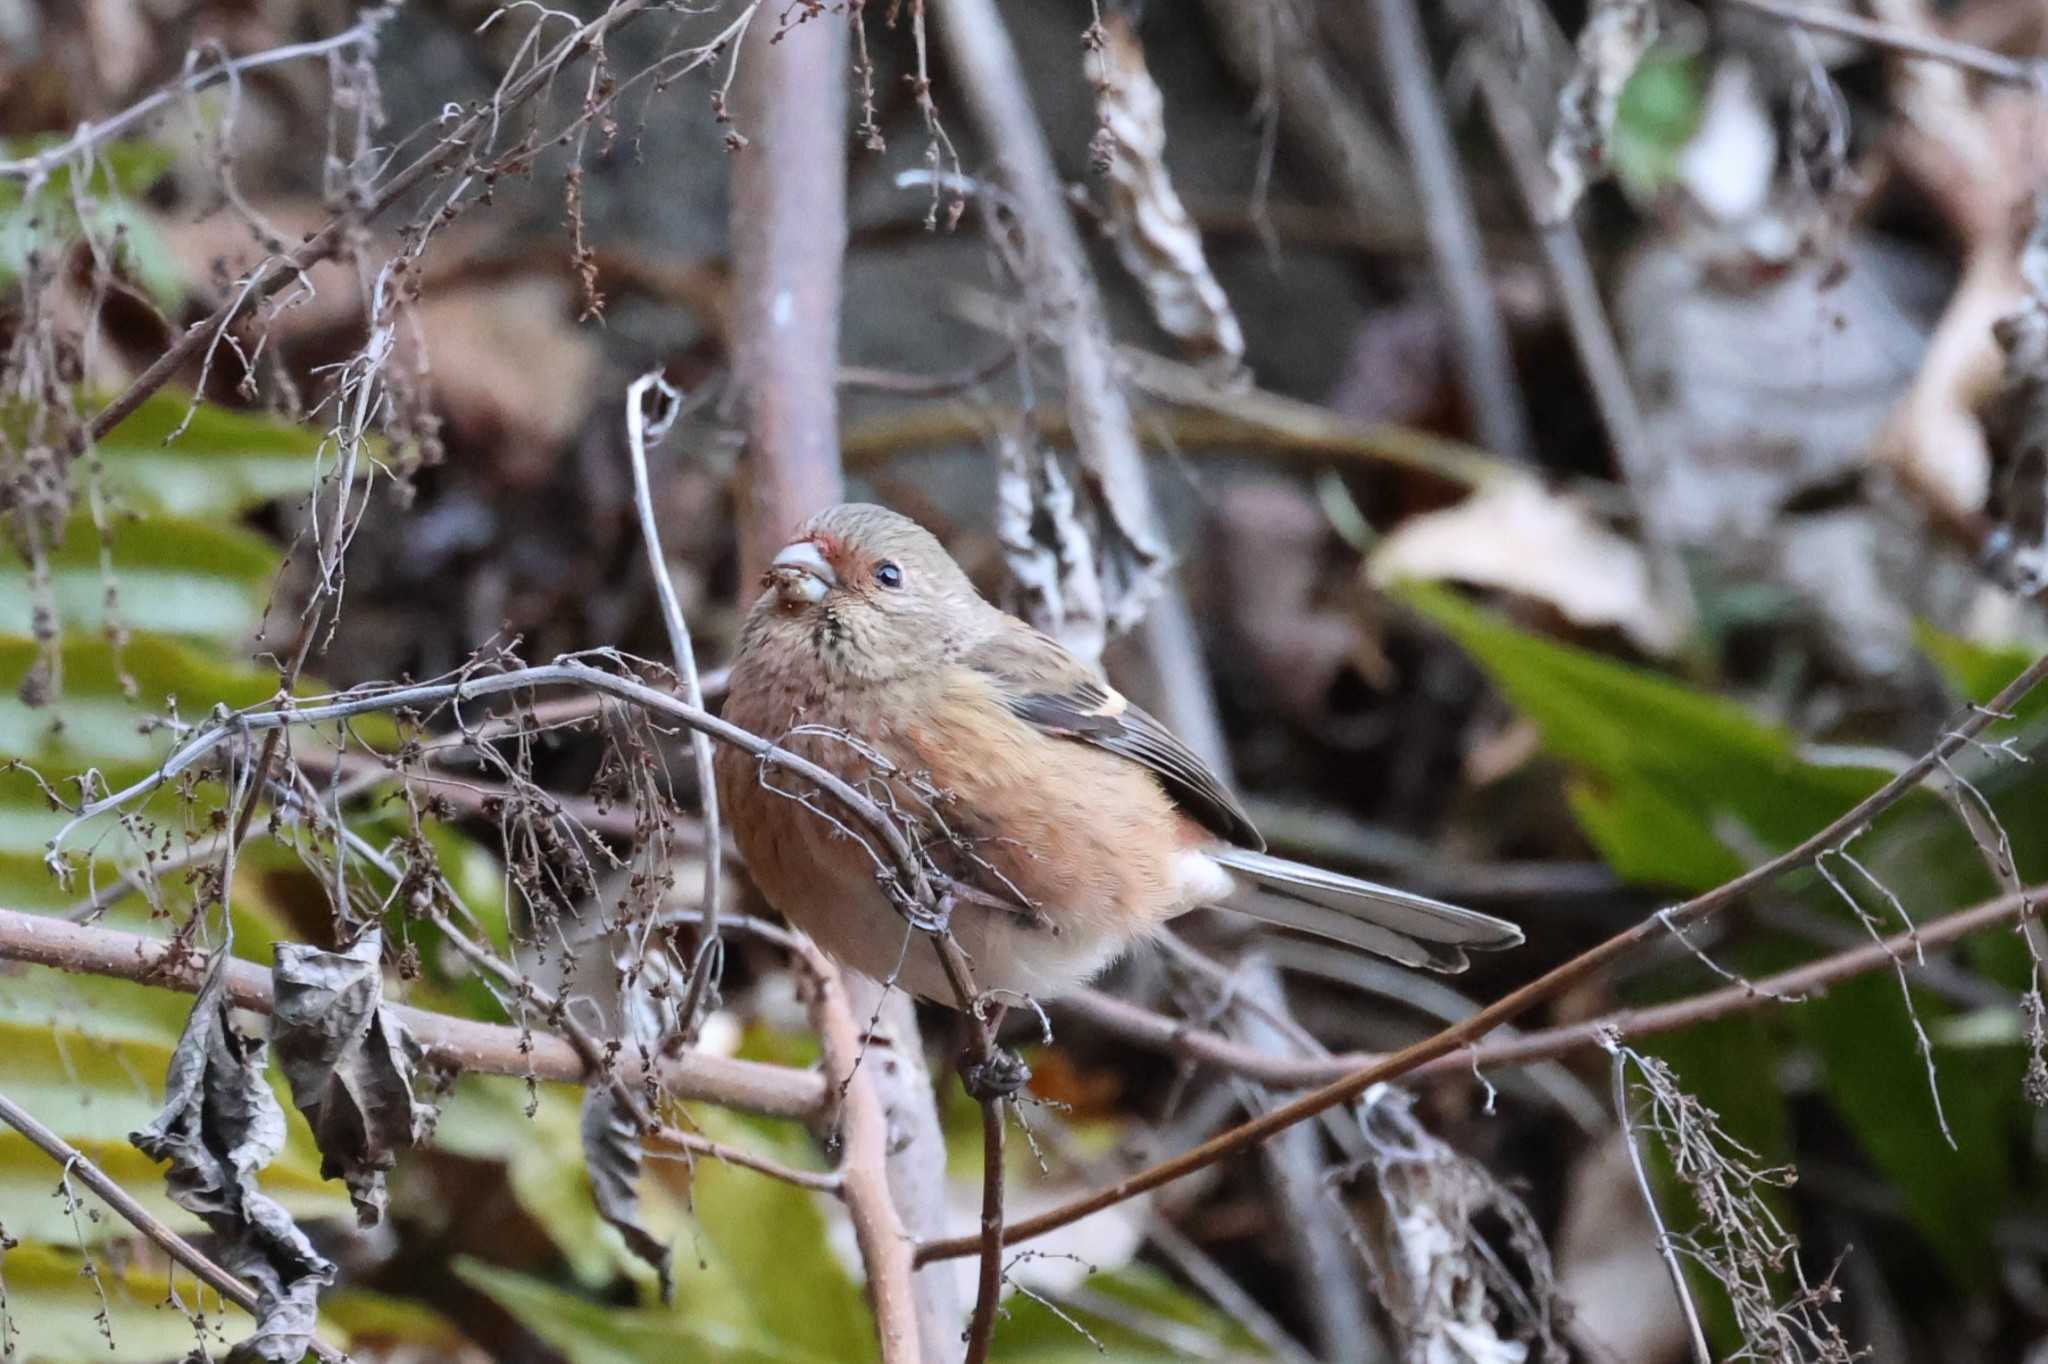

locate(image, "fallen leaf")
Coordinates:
1369 478 1685 655
1616 232 1938 545
1094 14 1245 383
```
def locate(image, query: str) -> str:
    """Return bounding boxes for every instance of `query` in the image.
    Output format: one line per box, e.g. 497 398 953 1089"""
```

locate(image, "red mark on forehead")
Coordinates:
806 531 867 575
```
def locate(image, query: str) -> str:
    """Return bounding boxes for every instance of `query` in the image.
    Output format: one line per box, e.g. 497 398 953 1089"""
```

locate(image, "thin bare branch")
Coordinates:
1365 0 1535 462
0 14 395 181
802 939 925 1363
624 372 725 1040
0 1088 354 1363
1606 1044 1715 1364
77 0 659 448
1725 0 2046 86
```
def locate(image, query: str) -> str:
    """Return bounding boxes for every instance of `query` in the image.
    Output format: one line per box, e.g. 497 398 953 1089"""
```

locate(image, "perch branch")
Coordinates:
0 905 824 1120
803 940 925 1363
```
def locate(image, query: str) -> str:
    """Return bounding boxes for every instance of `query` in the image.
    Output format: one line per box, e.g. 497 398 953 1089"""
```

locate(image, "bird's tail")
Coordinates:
1211 847 1523 972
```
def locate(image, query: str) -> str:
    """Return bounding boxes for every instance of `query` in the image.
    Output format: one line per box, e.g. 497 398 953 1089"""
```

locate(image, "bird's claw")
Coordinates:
962 1046 1031 1102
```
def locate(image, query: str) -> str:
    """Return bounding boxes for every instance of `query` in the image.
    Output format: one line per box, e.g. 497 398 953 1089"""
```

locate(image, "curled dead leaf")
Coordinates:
1546 0 1659 221
580 1084 674 1301
131 957 337 1364
995 422 1109 662
271 931 430 1228
1094 14 1245 383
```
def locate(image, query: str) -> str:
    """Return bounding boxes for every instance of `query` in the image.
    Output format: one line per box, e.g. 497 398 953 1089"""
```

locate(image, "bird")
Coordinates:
715 503 1522 1005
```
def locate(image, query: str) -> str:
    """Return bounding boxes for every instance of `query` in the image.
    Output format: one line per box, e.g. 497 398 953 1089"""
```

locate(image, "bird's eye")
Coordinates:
875 561 904 590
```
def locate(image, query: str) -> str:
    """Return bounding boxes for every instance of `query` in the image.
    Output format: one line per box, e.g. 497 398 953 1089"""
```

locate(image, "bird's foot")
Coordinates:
961 1046 1031 1102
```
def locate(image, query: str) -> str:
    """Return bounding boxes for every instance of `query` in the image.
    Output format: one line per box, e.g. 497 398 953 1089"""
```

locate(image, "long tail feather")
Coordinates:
1211 847 1523 973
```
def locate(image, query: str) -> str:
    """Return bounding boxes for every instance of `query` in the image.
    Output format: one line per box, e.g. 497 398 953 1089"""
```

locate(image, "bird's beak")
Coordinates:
768 539 836 604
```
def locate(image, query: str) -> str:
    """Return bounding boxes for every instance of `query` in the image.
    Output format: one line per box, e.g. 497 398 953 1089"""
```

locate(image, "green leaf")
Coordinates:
683 1113 871 1362
0 138 176 209
86 391 345 519
0 1131 343 1249
0 633 395 766
0 1241 349 1363
321 1287 476 1353
458 1260 840 1364
0 514 276 642
1404 585 1897 889
1610 53 1704 200
432 1077 626 1288
0 390 351 521
1803 973 2020 1284
0 141 181 306
441 1079 864 1361
0 633 283 764
989 1263 1269 1362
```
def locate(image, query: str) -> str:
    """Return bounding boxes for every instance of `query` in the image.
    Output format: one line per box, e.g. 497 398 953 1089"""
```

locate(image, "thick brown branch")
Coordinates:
803 941 924 1363
0 906 824 1120
729 5 848 585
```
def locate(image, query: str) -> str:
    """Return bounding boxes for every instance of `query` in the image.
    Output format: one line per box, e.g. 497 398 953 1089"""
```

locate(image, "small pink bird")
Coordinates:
716 504 1521 1003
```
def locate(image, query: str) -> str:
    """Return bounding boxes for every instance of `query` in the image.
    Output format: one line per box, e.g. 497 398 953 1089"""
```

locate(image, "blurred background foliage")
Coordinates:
3 0 2048 1361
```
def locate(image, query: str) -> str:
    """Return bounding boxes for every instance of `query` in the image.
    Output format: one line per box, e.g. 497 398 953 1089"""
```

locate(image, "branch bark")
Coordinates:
0 906 824 1120
727 15 948 1360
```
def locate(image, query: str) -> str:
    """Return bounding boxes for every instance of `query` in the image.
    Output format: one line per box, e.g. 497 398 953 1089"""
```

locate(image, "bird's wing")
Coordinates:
965 625 1265 850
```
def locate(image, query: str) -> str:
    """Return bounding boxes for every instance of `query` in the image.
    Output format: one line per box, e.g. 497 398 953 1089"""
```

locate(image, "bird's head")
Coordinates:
750 503 987 685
